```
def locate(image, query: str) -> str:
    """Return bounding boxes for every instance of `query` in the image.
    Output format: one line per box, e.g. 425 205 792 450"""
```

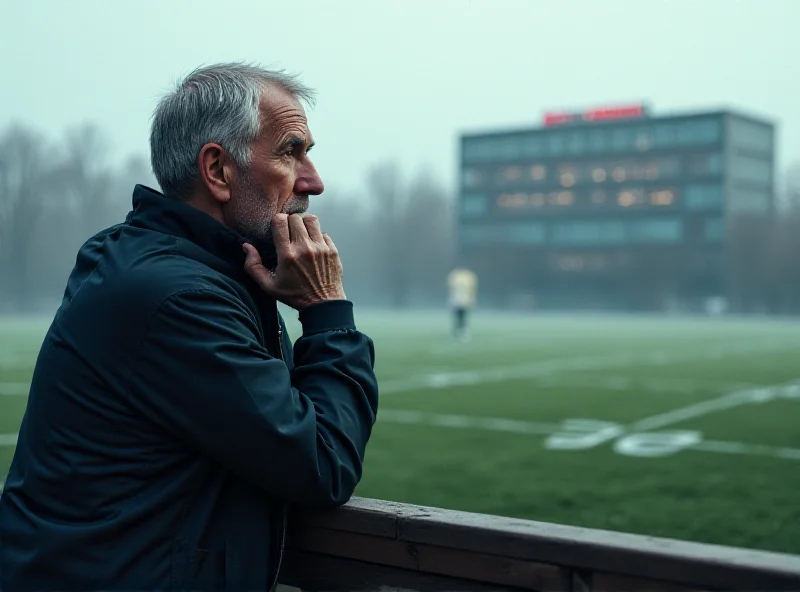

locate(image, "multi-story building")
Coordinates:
457 105 775 311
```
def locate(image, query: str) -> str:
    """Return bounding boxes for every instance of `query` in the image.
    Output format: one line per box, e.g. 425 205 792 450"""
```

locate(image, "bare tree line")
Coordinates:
0 123 455 313
2 120 800 315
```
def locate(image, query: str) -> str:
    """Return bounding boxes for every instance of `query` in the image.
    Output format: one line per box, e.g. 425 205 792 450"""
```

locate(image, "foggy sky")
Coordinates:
1 0 798 201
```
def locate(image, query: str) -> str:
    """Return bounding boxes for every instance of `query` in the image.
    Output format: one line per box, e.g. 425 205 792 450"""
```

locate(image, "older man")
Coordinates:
0 63 379 591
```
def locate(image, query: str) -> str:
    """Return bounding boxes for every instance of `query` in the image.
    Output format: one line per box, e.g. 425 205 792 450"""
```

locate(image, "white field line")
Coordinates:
377 409 800 462
0 433 19 447
379 410 557 435
629 381 800 432
0 383 29 397
380 340 796 395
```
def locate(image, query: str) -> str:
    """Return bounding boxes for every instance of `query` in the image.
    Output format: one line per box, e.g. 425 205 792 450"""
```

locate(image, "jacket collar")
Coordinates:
126 184 249 275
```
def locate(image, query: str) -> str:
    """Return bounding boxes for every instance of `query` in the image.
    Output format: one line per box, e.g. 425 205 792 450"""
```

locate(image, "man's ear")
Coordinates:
198 143 233 205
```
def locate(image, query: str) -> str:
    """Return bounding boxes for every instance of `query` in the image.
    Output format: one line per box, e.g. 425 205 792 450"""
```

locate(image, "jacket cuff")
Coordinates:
299 300 356 335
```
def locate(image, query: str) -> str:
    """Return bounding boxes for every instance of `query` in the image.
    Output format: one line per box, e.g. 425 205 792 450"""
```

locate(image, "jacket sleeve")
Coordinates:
126 288 378 507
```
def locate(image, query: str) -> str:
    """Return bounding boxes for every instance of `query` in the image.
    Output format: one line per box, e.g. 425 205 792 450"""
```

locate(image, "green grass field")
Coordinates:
2 310 800 555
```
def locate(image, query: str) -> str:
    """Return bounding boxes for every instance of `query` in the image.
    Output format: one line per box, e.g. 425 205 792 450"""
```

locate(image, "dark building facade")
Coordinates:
457 106 776 311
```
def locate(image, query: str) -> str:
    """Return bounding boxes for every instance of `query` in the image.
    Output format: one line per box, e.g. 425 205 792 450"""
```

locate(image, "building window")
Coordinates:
650 189 676 206
551 220 626 245
507 222 546 245
658 156 682 177
654 124 677 148
704 218 725 242
566 132 586 155
549 133 566 156
591 167 607 182
628 219 683 243
522 134 544 157
462 168 484 188
612 166 627 182
462 194 488 216
591 189 608 205
689 152 723 176
618 188 644 207
612 128 636 151
559 165 577 188
685 185 723 210
530 165 547 181
678 119 721 145
530 193 546 206
588 129 610 153
636 129 653 151
497 193 528 209
549 191 575 206
500 166 523 183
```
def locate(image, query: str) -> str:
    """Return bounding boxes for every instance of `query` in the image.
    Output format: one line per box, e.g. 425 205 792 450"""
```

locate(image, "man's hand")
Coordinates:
243 213 346 310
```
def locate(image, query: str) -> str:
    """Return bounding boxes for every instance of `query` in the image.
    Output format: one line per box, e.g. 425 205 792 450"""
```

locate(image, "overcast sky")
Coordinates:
1 0 798 201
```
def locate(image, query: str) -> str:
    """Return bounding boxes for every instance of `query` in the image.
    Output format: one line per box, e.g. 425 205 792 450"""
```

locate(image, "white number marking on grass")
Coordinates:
613 431 703 457
378 410 800 462
544 419 623 450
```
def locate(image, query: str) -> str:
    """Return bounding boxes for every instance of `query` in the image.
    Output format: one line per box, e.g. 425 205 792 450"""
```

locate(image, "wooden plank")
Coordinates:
392 504 800 589
289 499 403 538
287 498 800 590
287 525 569 590
590 572 698 592
279 550 528 592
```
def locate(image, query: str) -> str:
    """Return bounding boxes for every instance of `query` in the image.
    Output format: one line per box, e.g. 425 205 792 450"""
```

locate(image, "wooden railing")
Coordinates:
277 497 800 591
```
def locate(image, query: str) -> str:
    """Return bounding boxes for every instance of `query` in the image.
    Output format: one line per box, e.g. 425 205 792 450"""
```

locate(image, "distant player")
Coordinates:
447 267 478 341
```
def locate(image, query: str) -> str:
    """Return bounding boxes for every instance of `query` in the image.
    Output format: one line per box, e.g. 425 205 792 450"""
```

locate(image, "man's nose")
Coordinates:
295 158 325 196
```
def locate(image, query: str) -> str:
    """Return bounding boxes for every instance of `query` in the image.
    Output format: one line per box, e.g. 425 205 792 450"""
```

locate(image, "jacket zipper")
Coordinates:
270 304 288 591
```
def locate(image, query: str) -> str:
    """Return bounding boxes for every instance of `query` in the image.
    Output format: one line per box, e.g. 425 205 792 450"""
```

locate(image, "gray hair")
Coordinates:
149 62 315 200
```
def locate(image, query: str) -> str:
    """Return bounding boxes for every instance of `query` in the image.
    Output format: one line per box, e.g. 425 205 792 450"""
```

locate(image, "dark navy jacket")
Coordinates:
0 185 379 590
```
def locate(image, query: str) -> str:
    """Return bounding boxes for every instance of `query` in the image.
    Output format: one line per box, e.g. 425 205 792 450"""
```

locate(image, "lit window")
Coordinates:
618 189 643 207
592 168 607 182
556 191 574 205
612 167 627 182
560 172 576 187
497 193 527 208
651 190 675 206
502 166 522 182
530 165 546 181
548 191 574 206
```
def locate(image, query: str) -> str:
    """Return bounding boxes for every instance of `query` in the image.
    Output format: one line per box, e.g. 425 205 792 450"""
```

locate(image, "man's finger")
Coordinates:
242 243 275 289
288 214 310 244
322 233 338 253
271 214 290 252
303 215 325 243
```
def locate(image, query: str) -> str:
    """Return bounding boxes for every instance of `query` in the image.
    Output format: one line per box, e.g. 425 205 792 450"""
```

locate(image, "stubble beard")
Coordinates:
226 171 309 270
